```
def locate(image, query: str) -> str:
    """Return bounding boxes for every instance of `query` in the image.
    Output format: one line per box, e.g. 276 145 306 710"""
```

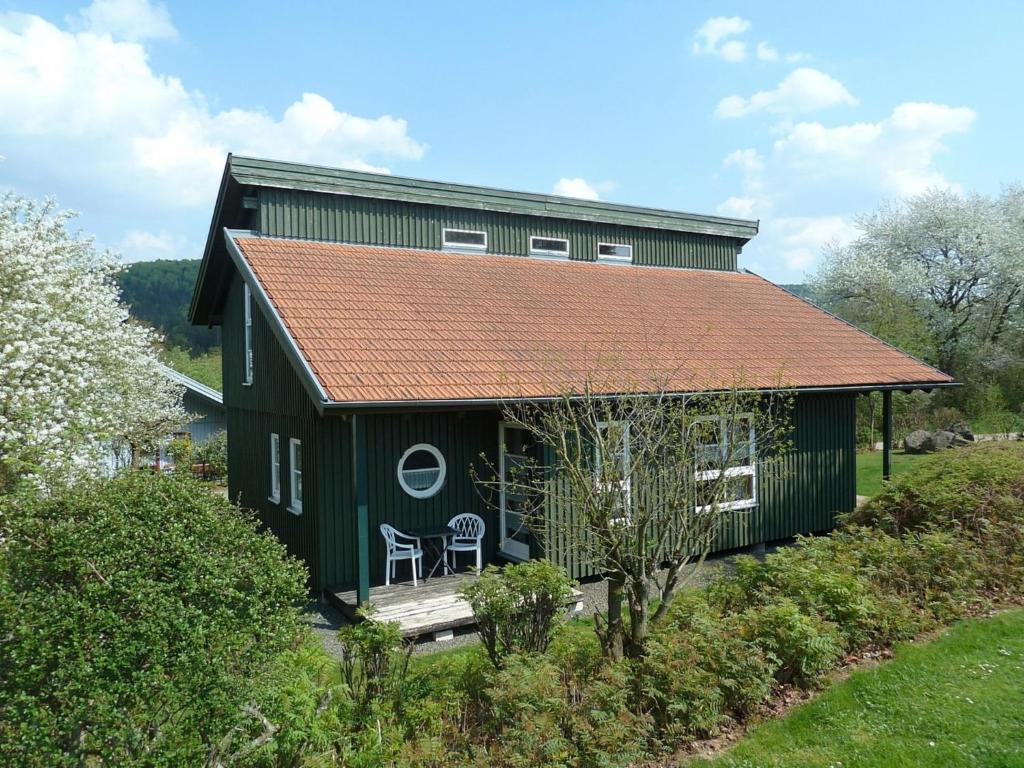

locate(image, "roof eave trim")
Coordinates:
318 380 960 411
189 155 235 325
223 229 331 413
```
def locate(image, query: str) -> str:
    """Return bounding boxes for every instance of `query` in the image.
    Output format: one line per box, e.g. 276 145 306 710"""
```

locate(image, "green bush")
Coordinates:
460 559 577 668
194 430 229 481
733 599 843 687
0 470 308 768
633 596 774 745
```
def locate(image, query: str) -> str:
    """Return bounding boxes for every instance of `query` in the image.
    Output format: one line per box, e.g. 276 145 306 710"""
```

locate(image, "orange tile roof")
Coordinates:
232 236 953 404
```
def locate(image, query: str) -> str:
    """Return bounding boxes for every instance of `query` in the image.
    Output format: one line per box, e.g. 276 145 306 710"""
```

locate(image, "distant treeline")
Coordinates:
118 259 220 355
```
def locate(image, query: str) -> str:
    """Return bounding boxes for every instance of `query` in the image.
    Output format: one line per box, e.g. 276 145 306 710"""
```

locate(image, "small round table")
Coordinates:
409 524 457 580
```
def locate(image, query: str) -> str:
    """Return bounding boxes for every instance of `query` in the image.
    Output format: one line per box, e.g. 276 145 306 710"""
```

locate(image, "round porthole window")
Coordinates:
397 443 447 499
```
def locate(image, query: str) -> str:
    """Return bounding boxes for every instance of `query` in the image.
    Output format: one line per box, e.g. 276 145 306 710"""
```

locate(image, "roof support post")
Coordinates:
352 414 370 606
882 390 893 482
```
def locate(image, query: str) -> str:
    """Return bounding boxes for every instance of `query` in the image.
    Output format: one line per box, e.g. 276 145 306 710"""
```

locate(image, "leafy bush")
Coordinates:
0 470 308 768
732 599 843 687
460 559 576 668
338 611 413 721
634 596 774 745
167 434 193 469
194 430 229 481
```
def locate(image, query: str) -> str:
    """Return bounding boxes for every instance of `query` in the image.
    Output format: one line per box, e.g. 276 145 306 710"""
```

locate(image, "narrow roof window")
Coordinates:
530 236 569 258
442 228 487 252
598 242 633 263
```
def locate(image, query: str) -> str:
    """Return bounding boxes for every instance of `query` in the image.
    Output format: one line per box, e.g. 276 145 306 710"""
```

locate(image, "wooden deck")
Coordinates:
326 572 584 641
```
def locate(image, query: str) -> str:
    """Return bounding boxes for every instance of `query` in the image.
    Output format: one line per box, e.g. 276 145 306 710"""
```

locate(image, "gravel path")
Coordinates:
306 544 783 660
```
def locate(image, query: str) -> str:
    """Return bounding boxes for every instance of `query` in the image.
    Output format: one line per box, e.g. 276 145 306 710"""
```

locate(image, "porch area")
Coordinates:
325 571 585 642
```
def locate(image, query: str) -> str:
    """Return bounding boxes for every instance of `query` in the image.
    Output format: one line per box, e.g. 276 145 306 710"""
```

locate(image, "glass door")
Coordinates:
499 422 534 560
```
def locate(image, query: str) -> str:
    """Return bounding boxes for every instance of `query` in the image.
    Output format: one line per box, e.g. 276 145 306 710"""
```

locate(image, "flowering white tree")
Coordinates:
810 188 1024 377
0 195 187 490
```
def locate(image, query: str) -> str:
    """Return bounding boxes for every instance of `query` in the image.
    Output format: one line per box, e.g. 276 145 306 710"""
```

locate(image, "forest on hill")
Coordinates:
117 259 220 355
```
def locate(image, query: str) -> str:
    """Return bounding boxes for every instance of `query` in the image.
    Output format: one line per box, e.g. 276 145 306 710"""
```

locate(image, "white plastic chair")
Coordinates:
446 513 485 573
380 523 423 587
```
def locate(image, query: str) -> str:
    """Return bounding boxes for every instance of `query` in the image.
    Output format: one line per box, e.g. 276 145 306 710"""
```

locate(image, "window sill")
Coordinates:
287 505 303 517
268 495 280 505
242 381 253 387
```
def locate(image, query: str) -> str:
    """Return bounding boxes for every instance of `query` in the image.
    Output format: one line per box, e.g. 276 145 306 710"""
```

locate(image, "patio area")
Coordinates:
326 571 584 642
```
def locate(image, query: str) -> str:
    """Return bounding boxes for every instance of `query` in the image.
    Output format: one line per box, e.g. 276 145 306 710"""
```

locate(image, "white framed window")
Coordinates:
288 438 302 515
595 420 631 520
597 242 633 263
269 433 281 503
243 283 254 386
529 236 570 258
442 228 487 252
397 443 447 499
694 414 756 513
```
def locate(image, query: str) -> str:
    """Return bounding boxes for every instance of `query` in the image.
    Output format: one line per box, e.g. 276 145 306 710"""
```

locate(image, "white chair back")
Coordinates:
380 523 398 550
448 513 485 541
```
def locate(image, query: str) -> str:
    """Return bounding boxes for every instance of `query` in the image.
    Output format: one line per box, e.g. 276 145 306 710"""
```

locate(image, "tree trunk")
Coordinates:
602 575 626 661
626 579 650 658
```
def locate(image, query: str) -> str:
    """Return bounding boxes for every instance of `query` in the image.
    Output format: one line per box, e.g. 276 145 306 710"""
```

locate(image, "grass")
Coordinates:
691 609 1024 767
856 449 932 498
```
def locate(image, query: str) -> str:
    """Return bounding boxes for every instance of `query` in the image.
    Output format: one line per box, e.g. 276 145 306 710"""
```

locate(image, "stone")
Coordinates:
904 429 936 454
932 430 957 450
947 420 975 442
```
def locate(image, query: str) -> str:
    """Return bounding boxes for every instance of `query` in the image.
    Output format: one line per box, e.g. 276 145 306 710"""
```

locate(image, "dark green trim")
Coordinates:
230 155 759 239
353 414 370 605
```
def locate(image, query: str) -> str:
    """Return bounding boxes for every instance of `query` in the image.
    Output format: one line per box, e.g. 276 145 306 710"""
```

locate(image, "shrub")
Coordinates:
633 596 774 745
460 559 576 668
166 434 193 470
733 599 843 687
0 470 308 768
194 430 229 481
338 610 413 722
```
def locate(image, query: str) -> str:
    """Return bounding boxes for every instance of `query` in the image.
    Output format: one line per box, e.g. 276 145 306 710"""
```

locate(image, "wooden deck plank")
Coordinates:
325 572 582 639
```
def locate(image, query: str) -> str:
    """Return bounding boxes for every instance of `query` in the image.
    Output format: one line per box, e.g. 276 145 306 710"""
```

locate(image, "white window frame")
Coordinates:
529 235 570 258
397 443 447 499
442 227 488 252
595 420 631 521
269 433 281 503
597 242 634 263
242 283 254 386
694 414 756 513
288 438 302 515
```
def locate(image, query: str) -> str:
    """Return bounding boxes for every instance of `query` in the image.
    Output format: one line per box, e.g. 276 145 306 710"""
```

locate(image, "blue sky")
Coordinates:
1 0 1021 282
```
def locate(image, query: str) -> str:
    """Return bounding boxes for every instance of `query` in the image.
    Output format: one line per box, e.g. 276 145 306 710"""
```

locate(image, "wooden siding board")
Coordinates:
258 188 741 272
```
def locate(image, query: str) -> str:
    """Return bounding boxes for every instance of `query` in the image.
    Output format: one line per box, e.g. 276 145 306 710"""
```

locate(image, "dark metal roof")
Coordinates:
229 155 760 239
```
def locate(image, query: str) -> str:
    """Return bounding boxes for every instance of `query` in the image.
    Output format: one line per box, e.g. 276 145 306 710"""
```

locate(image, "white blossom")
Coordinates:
0 195 187 488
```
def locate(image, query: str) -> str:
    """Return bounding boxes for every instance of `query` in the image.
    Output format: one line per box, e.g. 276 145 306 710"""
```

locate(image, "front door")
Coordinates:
499 422 535 560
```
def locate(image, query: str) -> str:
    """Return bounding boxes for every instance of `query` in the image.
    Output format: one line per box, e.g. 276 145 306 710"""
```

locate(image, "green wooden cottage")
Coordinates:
189 155 954 602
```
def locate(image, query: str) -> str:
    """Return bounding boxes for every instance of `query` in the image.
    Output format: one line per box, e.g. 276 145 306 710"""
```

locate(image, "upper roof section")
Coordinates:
226 233 954 407
190 155 760 325
230 155 760 239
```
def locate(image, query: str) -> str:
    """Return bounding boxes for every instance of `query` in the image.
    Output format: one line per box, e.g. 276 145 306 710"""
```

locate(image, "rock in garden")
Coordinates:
932 430 957 450
904 429 936 454
947 421 975 442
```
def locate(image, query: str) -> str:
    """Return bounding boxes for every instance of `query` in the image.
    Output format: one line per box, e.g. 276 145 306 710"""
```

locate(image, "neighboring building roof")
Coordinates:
159 364 224 408
228 155 760 240
226 233 954 407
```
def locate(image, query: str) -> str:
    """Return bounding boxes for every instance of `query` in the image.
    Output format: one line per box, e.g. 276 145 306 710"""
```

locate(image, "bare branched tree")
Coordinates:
473 377 794 659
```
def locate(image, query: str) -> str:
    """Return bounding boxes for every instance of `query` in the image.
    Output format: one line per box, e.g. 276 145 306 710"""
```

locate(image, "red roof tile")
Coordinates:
233 236 953 404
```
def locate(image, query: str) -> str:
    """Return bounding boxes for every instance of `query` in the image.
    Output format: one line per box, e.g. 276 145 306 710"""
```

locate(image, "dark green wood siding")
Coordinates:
258 188 742 271
221 272 326 588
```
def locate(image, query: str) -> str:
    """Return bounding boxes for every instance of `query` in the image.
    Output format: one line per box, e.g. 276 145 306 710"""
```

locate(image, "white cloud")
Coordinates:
756 41 778 62
0 8 426 207
717 148 769 219
552 177 615 201
773 101 976 195
761 216 859 270
114 228 192 262
715 68 857 119
73 0 177 41
692 16 750 61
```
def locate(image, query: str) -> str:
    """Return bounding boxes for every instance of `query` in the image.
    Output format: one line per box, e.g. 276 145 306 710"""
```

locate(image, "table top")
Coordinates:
409 524 456 539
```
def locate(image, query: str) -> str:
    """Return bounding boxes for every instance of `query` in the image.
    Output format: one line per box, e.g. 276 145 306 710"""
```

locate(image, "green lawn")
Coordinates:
691 609 1024 767
856 449 932 498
